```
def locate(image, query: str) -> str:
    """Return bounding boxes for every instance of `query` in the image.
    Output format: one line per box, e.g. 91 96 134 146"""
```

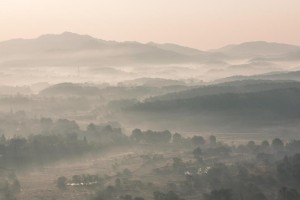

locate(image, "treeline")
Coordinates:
131 88 300 119
0 118 128 169
0 117 189 169
87 135 300 200
0 133 90 169
172 138 300 200
182 153 300 200
123 87 300 132
0 171 20 200
42 129 300 200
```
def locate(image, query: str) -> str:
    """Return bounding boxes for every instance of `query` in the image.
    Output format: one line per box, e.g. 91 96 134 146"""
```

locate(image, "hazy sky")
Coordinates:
1 0 300 49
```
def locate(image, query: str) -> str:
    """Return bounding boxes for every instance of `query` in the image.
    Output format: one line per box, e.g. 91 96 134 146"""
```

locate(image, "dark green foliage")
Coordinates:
40 82 101 96
193 147 202 161
130 129 172 144
261 140 270 148
0 134 90 168
130 129 143 143
92 185 116 200
209 135 217 145
172 133 183 144
204 189 233 200
154 191 184 200
129 87 300 131
56 176 67 190
120 194 145 200
86 124 126 145
0 117 131 169
192 136 205 146
134 197 145 200
272 138 284 151
172 157 186 172
286 140 300 155
278 187 300 200
277 154 300 183
122 169 132 178
0 172 20 200
120 194 133 200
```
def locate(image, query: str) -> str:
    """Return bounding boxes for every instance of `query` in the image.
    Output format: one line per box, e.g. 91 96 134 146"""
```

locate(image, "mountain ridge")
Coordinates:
1 32 300 67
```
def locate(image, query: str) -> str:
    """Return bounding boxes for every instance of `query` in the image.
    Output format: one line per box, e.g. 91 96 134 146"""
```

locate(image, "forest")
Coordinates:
1 114 300 199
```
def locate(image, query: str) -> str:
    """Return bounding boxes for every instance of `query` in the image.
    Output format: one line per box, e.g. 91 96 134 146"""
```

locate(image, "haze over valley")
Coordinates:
1 32 300 86
2 1 300 199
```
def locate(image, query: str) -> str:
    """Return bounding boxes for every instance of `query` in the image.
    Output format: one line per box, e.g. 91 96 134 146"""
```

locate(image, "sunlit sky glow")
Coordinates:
0 0 300 49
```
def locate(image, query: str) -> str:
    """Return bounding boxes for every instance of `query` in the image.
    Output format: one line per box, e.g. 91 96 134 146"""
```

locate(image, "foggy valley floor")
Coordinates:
1 33 300 200
1 120 300 200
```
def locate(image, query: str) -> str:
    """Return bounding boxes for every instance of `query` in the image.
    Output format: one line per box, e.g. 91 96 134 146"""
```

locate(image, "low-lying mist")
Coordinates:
1 33 300 200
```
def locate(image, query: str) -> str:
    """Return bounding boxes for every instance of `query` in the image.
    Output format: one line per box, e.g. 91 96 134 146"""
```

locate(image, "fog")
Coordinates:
0 32 300 200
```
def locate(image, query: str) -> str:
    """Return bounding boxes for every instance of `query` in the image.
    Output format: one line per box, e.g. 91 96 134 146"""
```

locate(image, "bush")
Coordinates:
56 176 67 190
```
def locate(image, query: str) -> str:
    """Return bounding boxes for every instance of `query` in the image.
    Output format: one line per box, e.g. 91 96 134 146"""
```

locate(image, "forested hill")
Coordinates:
146 80 300 102
124 87 300 132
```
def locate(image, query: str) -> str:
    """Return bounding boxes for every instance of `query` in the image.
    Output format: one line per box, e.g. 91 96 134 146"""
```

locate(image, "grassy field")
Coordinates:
16 145 190 200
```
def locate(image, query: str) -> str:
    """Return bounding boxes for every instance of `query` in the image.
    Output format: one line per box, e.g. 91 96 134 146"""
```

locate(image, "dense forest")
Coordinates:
1 27 300 200
1 118 300 199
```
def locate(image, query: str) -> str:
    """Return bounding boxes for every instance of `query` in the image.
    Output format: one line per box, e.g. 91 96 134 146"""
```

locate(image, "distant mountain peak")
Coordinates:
212 41 300 58
37 31 97 41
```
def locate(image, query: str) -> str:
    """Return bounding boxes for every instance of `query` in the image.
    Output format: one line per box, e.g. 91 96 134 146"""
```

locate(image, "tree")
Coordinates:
40 117 53 134
161 130 172 143
193 147 202 161
56 176 67 190
192 136 205 146
260 140 270 152
153 191 184 200
172 157 185 172
247 141 256 150
209 135 217 146
0 134 6 144
173 133 182 144
261 140 270 148
278 187 300 200
277 154 300 183
130 129 143 143
272 138 284 151
252 192 268 200
286 140 300 155
204 189 233 200
11 179 21 193
122 168 132 177
87 123 97 134
134 197 145 200
121 194 133 200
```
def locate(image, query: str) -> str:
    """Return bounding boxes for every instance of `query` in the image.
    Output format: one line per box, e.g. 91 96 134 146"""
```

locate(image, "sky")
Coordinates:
0 0 300 50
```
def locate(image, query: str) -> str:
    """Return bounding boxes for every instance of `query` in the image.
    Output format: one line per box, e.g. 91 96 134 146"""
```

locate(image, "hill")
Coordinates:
39 83 101 96
123 87 300 132
0 32 207 67
212 41 300 59
146 80 300 101
216 70 300 83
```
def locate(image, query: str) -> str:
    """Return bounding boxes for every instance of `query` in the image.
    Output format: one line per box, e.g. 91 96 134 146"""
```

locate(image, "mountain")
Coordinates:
124 87 300 132
212 41 300 59
118 77 187 87
0 32 108 55
148 42 206 56
39 82 101 96
0 85 32 95
0 32 206 67
205 60 283 79
215 70 300 83
146 79 300 101
1 33 299 76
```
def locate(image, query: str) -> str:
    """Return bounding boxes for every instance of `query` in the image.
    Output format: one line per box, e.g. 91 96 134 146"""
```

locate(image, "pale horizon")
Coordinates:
2 1 300 200
1 0 300 50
